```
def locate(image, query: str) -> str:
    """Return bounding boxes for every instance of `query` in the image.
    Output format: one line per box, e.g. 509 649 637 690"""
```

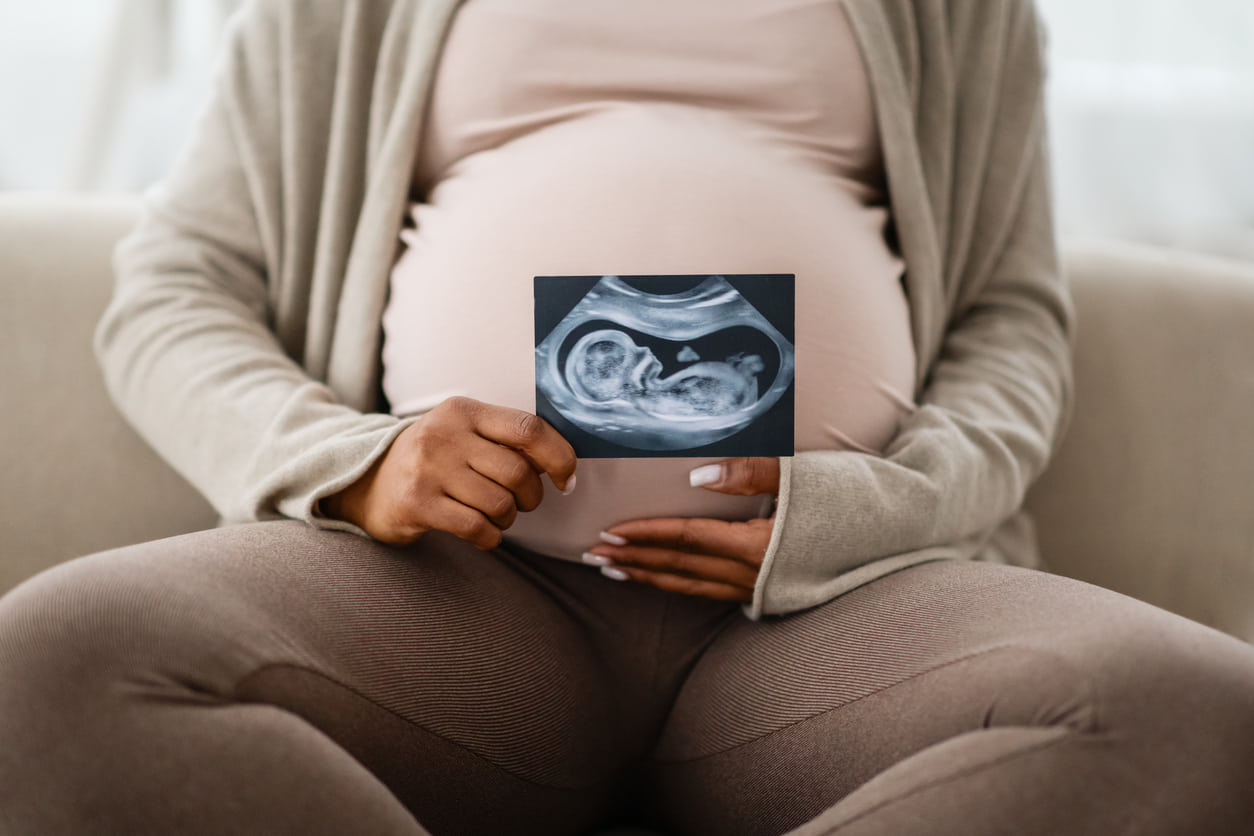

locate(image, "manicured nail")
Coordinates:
599 531 628 546
601 566 629 582
581 552 611 567
560 474 577 496
689 464 723 488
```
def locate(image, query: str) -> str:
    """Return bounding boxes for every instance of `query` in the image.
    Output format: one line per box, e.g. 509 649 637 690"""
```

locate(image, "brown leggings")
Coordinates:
2 521 1253 835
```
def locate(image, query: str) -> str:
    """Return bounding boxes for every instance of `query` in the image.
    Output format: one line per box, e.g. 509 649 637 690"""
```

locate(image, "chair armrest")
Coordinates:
1026 240 1254 642
0 193 218 594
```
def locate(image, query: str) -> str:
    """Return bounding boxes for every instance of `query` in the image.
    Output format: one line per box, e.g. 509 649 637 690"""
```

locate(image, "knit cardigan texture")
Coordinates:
96 0 1074 619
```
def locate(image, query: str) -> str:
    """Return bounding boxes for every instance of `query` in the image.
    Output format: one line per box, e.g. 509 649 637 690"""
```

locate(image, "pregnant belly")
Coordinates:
382 104 915 561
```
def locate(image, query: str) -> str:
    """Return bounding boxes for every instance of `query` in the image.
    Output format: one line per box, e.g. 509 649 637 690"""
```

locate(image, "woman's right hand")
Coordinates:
321 397 577 549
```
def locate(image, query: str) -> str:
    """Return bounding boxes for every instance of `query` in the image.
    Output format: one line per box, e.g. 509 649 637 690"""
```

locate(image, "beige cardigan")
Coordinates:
96 0 1073 619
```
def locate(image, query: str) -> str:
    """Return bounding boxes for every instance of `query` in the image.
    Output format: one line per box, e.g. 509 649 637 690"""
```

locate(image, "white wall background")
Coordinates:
0 0 237 192
1043 0 1254 259
1 0 1251 261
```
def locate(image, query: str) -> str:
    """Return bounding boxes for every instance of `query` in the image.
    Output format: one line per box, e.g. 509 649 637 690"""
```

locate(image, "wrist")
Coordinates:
318 491 347 525
320 479 364 528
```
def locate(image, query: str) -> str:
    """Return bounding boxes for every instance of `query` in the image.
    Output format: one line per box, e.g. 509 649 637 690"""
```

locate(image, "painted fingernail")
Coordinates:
581 552 611 567
599 531 628 546
601 566 629 582
689 464 723 488
560 474 577 496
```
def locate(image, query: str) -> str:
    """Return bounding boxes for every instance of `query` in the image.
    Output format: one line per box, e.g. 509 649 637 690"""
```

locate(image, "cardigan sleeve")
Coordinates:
748 4 1074 618
94 0 416 536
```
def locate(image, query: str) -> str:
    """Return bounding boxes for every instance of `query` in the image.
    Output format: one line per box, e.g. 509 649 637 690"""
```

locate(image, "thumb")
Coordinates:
688 457 781 497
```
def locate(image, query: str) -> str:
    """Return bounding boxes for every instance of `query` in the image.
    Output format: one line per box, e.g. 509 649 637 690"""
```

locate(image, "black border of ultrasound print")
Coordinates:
533 274 795 459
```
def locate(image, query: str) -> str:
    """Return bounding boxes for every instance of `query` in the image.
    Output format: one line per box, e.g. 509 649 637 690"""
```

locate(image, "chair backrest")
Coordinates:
0 194 217 594
1026 241 1254 642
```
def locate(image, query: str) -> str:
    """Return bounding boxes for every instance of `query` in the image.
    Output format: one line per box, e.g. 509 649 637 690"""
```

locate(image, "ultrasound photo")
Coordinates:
534 274 795 458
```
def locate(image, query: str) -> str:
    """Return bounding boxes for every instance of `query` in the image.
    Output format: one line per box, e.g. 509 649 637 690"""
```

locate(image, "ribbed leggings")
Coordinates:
2 520 1253 835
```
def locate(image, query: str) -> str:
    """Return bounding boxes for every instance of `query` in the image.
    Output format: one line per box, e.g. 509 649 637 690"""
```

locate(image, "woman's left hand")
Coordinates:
583 457 780 603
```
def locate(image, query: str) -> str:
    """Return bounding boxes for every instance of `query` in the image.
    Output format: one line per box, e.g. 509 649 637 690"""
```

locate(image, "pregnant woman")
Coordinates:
3 1 1253 834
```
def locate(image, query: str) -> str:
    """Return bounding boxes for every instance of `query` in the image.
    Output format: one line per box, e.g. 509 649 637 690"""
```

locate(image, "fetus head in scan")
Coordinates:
535 275 794 452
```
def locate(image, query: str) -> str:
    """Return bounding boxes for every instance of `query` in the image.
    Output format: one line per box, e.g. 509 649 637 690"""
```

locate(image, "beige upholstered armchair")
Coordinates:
3 192 1253 648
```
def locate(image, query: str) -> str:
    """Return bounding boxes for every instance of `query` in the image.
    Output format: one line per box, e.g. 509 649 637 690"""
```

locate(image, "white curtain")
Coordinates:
1038 0 1254 260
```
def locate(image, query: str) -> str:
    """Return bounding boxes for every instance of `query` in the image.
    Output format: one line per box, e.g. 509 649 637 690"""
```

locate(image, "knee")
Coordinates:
1 554 145 682
1077 615 1254 777
1088 615 1254 720
0 547 228 704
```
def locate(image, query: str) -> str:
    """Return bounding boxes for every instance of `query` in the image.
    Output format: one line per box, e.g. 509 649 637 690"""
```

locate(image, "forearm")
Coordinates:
748 85 1074 618
95 267 415 528
93 1 417 534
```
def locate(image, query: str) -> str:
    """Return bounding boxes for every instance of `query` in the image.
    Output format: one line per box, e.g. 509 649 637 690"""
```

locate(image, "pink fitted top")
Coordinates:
381 0 917 560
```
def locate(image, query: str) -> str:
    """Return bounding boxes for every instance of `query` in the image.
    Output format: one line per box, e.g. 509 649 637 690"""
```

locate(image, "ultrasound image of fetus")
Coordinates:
565 329 765 418
534 274 794 454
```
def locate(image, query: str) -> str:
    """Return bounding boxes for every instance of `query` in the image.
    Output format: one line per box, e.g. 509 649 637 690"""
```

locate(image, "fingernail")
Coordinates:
560 474 577 496
599 531 628 546
601 566 629 582
689 464 723 488
581 552 611 567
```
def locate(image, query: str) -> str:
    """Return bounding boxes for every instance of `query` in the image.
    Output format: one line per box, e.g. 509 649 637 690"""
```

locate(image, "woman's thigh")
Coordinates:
0 521 657 834
643 560 1254 836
